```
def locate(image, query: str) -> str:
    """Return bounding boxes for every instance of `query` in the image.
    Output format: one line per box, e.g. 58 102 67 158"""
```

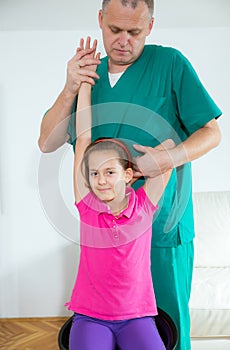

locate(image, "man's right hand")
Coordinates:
64 36 101 96
38 37 101 153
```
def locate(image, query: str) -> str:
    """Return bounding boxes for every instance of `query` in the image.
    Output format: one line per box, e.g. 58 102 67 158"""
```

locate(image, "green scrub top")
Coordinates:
68 45 222 247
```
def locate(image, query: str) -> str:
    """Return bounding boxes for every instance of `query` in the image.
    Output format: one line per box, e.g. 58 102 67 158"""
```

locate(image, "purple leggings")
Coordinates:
69 313 166 350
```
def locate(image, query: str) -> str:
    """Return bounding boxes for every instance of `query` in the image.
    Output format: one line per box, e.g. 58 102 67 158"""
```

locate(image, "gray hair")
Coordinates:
102 0 154 18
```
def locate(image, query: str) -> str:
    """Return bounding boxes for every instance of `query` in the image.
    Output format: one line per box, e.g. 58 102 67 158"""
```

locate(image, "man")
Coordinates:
38 1 222 349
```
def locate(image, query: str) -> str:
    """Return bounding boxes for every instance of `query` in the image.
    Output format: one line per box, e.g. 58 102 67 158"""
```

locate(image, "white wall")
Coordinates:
0 6 230 317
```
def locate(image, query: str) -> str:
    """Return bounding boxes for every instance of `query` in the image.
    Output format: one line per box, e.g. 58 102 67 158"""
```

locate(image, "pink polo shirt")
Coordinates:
66 187 158 320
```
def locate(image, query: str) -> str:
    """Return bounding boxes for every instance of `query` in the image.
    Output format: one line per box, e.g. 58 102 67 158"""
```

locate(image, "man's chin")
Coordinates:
110 53 133 66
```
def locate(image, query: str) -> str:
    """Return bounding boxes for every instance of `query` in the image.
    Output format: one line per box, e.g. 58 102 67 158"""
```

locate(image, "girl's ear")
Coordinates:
98 9 103 29
125 168 133 184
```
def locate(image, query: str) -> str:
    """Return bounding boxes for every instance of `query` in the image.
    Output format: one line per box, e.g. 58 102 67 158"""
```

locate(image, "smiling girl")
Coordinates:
66 40 174 350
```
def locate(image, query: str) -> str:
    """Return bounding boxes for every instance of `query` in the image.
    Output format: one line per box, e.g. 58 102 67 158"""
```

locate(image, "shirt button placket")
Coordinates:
112 219 119 240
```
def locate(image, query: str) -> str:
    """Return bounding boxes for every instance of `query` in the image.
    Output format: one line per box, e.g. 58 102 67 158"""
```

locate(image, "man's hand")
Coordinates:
133 139 176 178
64 36 101 96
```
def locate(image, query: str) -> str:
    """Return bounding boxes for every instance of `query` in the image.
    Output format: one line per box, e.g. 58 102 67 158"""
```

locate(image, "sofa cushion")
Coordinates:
190 267 230 337
190 191 230 337
192 191 230 267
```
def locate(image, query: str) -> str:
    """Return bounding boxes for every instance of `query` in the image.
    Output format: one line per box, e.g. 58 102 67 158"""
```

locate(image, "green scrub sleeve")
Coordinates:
172 50 222 134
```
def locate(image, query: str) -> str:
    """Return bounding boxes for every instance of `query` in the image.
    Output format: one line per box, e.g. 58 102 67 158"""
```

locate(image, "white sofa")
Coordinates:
189 191 230 349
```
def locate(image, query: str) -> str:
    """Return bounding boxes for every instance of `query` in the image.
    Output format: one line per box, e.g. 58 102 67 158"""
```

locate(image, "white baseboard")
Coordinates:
191 338 230 350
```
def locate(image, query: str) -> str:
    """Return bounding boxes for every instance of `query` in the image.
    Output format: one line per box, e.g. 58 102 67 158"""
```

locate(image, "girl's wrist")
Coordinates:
80 82 92 91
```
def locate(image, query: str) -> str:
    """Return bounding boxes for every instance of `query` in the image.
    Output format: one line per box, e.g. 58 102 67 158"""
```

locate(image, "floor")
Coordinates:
0 317 229 350
0 317 68 350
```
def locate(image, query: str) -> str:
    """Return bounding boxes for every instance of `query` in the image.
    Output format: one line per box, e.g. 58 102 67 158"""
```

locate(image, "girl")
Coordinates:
67 39 174 350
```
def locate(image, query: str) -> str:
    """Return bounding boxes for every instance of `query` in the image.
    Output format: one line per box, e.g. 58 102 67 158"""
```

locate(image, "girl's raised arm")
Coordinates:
73 38 100 203
138 139 175 206
74 83 92 203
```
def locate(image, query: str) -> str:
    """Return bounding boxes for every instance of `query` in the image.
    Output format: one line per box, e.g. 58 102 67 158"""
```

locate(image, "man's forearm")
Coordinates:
134 119 221 179
38 87 76 153
170 119 222 168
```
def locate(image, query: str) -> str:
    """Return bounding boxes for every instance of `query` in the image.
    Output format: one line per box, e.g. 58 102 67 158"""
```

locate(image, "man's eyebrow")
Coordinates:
109 25 121 30
109 24 140 32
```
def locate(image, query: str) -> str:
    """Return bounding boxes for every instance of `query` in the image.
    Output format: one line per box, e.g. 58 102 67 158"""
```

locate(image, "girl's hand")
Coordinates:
76 36 101 72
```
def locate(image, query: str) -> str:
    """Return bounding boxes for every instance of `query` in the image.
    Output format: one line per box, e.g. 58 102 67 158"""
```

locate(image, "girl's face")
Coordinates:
88 149 133 204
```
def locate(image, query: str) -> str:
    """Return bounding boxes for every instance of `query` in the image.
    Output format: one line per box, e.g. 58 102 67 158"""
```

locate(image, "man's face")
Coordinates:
98 0 154 72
